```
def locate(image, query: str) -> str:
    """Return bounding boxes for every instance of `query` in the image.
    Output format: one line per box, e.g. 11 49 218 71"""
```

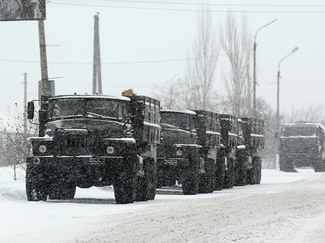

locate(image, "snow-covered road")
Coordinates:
1 167 324 243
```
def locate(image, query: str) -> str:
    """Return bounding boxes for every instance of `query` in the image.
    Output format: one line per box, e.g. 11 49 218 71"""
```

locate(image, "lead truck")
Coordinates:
25 91 160 204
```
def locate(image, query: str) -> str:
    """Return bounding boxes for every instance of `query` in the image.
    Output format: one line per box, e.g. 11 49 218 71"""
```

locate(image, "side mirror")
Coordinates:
27 101 35 120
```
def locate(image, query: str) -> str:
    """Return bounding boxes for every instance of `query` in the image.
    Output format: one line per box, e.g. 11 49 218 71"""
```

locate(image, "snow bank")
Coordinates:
0 166 323 243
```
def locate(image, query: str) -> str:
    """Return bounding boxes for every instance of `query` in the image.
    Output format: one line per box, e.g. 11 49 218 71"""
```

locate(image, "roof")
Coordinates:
282 122 325 132
160 109 196 115
49 94 130 102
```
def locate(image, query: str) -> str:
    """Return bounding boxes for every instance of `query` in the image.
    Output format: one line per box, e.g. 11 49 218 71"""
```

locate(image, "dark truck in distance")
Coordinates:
25 93 160 204
236 117 265 185
279 122 325 172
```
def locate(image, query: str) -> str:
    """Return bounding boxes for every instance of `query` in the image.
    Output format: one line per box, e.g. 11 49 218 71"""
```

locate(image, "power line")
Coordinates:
48 2 325 13
101 0 325 8
0 84 23 97
0 55 225 65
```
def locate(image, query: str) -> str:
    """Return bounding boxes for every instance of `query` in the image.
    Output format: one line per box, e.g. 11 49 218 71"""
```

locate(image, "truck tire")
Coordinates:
215 157 225 191
247 157 262 184
235 152 247 186
279 156 295 172
48 181 76 200
314 158 325 172
135 158 150 202
235 163 247 186
181 154 199 195
26 165 48 201
198 159 215 193
114 163 136 204
146 159 157 200
253 157 262 184
182 168 199 195
223 157 235 189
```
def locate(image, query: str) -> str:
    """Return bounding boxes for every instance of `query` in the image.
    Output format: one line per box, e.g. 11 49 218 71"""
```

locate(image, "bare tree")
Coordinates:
154 1 220 111
219 11 252 116
152 77 184 110
286 104 325 124
0 107 38 180
182 1 220 111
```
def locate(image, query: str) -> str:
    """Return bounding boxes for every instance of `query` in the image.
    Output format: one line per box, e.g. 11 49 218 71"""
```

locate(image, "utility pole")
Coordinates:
23 72 27 137
252 19 277 117
92 14 102 94
38 20 50 96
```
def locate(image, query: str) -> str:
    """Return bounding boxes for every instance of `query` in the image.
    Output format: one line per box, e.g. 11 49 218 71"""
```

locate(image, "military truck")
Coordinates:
193 110 221 193
25 93 161 204
235 117 265 185
156 110 201 195
157 109 221 194
279 122 325 172
216 114 238 190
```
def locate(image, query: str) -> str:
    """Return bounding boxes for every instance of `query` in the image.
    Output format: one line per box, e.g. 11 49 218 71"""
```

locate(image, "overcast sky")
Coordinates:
0 0 324 117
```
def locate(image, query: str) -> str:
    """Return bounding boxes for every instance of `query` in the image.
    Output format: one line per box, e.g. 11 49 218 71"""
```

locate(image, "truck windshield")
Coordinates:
49 98 128 120
282 126 317 137
161 112 190 129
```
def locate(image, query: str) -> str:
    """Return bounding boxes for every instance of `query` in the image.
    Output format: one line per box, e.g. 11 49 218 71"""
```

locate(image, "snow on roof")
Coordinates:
283 122 325 131
49 94 130 101
160 109 196 115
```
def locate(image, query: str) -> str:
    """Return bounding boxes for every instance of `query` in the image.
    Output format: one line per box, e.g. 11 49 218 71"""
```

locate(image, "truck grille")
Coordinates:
281 138 318 154
56 134 94 156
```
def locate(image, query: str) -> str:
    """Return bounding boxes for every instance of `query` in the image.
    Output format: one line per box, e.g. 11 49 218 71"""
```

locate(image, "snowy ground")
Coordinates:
1 166 324 243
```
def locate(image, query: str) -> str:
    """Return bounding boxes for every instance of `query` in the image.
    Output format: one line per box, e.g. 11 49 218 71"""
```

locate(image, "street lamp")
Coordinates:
276 46 299 168
253 19 277 117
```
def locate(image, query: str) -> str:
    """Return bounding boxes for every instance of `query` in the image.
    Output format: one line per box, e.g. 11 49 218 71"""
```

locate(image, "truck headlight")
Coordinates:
106 146 114 154
176 150 182 156
39 145 47 154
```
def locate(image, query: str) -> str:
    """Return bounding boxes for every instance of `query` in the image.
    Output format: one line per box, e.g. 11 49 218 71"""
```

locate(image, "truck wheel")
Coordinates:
235 152 247 186
198 159 215 193
279 155 295 172
215 157 225 191
26 165 48 201
253 157 262 184
223 157 235 189
181 154 199 195
48 181 76 200
135 159 149 202
146 159 157 200
235 163 247 186
182 168 199 195
114 163 136 204
156 165 164 188
314 159 325 172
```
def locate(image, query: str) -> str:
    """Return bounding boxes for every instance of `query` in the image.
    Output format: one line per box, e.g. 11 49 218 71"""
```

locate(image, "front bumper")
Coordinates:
26 155 128 167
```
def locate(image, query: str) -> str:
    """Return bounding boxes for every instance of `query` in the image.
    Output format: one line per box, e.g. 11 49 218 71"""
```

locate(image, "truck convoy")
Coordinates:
25 93 161 204
279 122 325 172
157 110 265 193
25 91 265 203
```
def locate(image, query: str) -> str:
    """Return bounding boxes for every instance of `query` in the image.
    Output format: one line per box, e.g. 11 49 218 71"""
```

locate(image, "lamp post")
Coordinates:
253 19 277 117
276 46 299 168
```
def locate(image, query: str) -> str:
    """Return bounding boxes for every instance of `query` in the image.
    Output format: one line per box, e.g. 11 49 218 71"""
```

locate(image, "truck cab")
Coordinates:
280 122 325 172
26 94 160 204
